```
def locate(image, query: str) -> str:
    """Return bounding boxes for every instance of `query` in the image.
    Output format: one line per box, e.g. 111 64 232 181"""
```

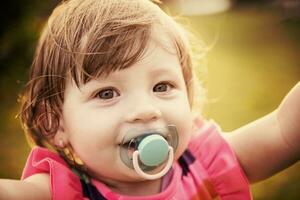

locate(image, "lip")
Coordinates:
120 132 166 147
118 126 169 146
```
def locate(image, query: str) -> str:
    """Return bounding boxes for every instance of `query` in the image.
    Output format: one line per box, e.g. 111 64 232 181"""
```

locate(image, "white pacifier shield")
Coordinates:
119 125 178 180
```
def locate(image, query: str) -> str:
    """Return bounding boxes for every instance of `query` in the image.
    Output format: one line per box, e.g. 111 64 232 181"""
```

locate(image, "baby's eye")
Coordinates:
153 82 174 93
96 88 119 100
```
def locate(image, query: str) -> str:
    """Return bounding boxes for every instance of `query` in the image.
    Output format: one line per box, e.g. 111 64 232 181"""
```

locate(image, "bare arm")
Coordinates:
0 173 51 200
225 82 300 183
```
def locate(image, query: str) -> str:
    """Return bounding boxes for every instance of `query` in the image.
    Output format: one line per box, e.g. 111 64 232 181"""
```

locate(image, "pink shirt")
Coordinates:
22 122 252 200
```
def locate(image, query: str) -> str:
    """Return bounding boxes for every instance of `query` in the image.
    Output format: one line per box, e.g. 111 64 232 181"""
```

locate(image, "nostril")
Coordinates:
127 107 162 123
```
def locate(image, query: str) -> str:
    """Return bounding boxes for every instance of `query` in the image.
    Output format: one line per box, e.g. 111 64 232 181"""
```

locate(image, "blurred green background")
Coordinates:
0 0 299 199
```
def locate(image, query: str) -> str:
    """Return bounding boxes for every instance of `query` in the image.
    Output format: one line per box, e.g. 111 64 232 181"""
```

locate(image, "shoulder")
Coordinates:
22 147 68 179
21 147 86 200
188 120 224 153
183 120 252 199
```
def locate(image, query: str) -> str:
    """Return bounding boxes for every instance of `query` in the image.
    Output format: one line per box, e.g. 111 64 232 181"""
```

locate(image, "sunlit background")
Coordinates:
0 0 299 199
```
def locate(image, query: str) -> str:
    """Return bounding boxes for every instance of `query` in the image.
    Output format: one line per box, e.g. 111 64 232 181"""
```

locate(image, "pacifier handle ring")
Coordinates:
132 146 174 180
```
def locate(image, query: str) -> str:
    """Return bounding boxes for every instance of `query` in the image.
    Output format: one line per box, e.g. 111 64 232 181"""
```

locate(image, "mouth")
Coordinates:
120 132 165 151
120 139 137 151
119 125 179 170
119 126 169 147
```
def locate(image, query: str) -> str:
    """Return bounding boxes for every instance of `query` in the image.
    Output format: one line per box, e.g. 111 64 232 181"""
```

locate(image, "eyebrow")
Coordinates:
78 65 182 91
148 66 182 79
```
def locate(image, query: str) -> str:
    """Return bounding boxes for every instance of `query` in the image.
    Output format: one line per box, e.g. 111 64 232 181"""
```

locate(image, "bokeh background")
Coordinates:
0 0 299 199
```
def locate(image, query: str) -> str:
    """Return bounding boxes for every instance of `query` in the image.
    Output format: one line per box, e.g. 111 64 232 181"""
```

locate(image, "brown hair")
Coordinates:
20 0 202 149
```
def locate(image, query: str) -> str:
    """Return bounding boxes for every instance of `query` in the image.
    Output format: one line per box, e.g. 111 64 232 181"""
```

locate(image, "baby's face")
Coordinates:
59 36 193 183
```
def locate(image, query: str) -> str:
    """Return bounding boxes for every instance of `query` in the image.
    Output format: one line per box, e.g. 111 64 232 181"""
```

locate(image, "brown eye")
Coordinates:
153 82 172 92
97 88 119 99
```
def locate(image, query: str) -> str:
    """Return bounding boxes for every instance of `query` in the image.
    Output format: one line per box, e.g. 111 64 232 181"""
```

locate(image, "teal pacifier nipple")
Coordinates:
138 134 169 167
119 125 178 180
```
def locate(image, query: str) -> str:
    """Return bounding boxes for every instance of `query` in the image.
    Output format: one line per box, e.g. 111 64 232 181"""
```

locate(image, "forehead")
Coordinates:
68 43 184 96
150 26 178 54
138 27 178 63
83 34 181 81
72 24 181 85
113 37 182 79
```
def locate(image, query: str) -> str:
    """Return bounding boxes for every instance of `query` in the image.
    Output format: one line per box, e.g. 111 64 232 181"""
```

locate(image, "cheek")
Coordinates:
174 114 193 159
167 100 193 159
62 109 115 152
64 105 115 134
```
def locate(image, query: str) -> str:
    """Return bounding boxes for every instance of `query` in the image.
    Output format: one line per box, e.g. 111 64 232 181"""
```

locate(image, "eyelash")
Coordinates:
95 81 175 100
95 87 120 100
153 81 175 93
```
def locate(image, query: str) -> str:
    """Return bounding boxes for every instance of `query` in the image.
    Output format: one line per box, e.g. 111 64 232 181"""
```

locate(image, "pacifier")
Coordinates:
119 125 179 180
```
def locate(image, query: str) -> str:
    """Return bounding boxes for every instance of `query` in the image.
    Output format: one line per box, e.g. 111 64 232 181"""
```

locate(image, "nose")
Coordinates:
125 97 162 123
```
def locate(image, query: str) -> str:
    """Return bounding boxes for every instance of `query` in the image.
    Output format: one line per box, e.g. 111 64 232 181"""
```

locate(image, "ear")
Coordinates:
50 118 85 168
191 114 205 137
51 118 69 148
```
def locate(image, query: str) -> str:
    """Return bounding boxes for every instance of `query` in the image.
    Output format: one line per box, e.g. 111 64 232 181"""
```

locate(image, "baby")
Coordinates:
0 0 299 199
